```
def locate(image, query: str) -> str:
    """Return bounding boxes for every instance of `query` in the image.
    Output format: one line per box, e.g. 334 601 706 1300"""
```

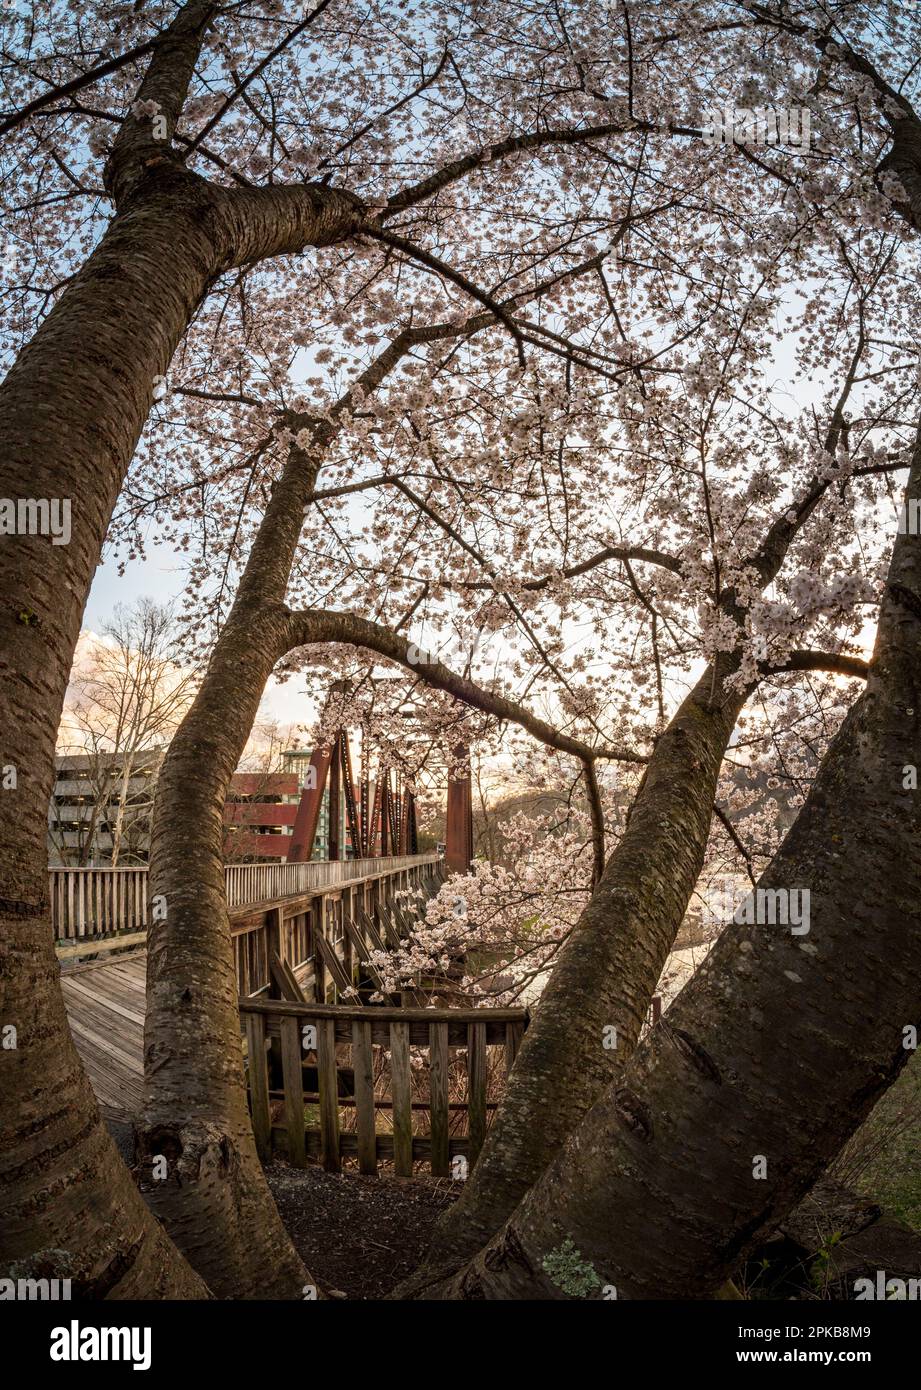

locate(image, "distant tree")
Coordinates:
52 599 195 866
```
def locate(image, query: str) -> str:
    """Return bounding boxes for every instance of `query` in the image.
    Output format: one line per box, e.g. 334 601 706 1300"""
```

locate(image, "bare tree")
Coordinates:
52 600 195 866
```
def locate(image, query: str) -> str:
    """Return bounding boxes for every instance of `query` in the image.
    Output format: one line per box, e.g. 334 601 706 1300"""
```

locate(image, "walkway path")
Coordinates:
60 951 146 1121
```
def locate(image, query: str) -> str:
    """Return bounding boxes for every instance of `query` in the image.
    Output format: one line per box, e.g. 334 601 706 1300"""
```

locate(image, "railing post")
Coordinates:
313 899 326 1002
429 1021 449 1178
467 1021 487 1169
266 905 283 999
390 1021 413 1177
317 1018 340 1172
341 887 353 986
245 1011 272 1160
280 1014 306 1167
352 1020 376 1176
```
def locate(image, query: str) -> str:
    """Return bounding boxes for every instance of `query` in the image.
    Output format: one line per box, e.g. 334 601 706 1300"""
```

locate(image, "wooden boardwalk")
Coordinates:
60 952 146 1121
55 857 448 1136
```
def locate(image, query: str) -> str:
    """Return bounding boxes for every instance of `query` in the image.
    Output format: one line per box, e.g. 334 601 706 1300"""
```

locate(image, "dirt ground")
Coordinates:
266 1160 460 1299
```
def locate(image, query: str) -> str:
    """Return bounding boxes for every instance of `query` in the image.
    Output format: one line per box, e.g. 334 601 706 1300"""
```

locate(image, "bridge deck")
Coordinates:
60 952 147 1122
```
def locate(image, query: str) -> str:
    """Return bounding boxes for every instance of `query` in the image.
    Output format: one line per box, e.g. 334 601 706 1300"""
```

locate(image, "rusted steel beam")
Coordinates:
446 743 473 874
328 733 341 862
406 790 418 854
286 744 331 862
340 730 361 858
380 771 390 855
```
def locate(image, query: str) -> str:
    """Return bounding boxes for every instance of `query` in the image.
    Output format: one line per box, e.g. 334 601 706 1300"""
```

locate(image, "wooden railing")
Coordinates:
240 997 528 1178
224 854 438 910
49 852 442 942
49 865 150 941
229 858 443 1000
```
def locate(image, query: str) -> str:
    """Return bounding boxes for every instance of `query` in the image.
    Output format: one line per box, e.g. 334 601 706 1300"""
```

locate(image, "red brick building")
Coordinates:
223 772 299 861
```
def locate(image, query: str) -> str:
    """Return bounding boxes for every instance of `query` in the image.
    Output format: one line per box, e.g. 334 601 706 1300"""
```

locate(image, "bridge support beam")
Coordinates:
445 744 473 875
287 745 332 862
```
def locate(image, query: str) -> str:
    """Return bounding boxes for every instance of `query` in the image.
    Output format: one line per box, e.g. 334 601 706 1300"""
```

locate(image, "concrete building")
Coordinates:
222 772 300 861
48 748 164 867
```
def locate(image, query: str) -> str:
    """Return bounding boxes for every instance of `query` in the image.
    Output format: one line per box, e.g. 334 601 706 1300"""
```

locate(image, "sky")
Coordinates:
84 543 317 732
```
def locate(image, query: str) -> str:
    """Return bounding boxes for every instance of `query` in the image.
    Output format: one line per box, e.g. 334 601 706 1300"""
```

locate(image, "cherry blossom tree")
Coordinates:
3 0 921 1302
0 0 731 1299
139 170 917 1291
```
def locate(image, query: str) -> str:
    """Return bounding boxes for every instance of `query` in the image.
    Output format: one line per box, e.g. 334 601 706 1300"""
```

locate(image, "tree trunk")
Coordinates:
429 431 921 1299
135 324 487 1293
0 183 222 1298
137 441 322 1297
0 22 372 1287
423 659 747 1275
138 606 310 1298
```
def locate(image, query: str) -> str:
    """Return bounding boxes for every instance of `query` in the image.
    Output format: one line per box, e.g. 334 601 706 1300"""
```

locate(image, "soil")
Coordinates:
266 1160 460 1299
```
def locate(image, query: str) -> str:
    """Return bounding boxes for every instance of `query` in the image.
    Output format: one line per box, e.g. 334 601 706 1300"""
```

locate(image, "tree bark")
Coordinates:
428 428 921 1299
136 432 323 1298
138 604 310 1298
886 117 921 230
0 29 224 1304
0 198 221 1296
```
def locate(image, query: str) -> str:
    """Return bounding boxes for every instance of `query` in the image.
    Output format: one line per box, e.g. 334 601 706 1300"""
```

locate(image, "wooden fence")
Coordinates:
49 852 442 942
241 997 528 1177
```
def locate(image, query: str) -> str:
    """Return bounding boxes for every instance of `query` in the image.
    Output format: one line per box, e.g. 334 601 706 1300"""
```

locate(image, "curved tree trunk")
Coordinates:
0 0 362 1289
0 0 371 1289
0 173 222 1302
138 604 310 1298
428 431 921 1299
136 437 322 1297
419 660 747 1276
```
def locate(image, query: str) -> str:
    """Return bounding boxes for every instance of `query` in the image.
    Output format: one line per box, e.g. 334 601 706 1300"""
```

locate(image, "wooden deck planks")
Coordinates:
60 951 147 1122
